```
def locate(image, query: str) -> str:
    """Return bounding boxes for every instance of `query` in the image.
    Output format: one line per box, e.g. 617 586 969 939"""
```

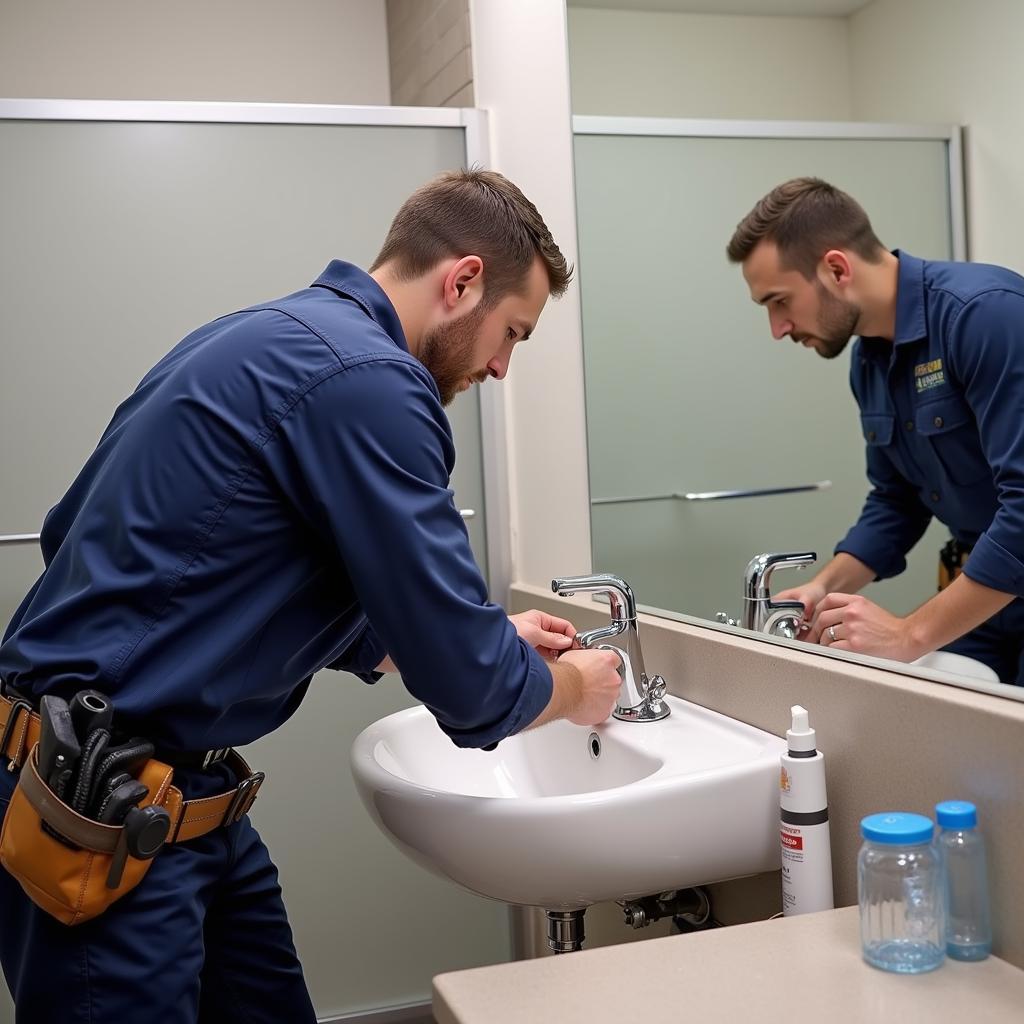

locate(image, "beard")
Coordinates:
418 302 489 407
804 281 861 359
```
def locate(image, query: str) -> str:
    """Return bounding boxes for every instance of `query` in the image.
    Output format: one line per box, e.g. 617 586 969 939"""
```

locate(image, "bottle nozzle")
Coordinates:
786 704 817 753
791 705 809 733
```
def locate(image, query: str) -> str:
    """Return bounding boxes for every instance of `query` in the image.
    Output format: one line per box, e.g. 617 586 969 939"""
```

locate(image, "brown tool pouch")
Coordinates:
938 539 971 592
0 692 264 925
0 744 176 925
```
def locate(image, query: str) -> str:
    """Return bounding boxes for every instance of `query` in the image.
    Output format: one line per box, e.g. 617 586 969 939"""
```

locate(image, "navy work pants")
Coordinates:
0 762 316 1023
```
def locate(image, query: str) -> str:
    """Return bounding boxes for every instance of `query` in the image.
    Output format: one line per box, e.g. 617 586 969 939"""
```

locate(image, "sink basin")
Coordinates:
912 650 999 683
351 696 787 910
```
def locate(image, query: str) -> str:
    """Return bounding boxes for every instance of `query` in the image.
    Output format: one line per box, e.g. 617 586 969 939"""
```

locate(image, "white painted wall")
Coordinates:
567 7 852 119
0 0 390 104
470 0 593 586
849 0 1024 273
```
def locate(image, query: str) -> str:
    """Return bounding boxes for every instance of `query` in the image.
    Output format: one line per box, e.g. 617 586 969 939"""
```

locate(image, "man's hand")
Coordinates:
776 554 877 641
509 609 575 662
807 592 926 662
528 648 622 729
774 581 828 628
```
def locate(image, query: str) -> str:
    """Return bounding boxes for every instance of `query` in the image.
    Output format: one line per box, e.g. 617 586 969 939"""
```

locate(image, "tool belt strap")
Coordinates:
0 694 262 843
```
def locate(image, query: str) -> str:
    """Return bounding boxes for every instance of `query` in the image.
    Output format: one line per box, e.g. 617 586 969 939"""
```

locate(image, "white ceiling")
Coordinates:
568 1 873 16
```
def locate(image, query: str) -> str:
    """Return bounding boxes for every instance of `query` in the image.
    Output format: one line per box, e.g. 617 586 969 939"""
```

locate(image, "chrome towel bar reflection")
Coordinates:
1 516 476 547
591 481 832 505
2 518 479 544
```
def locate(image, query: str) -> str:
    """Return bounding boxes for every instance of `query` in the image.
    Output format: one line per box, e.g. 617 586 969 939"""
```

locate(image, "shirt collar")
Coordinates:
311 260 409 352
891 249 927 346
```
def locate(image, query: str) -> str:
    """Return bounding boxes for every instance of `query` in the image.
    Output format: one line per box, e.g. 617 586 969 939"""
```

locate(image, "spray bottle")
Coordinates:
780 705 834 916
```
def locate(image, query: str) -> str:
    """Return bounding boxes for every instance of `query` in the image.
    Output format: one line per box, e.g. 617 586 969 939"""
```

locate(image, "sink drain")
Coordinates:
588 732 601 759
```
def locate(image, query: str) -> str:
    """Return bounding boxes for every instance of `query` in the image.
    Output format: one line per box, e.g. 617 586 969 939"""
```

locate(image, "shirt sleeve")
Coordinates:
947 290 1024 596
262 355 553 747
327 620 387 685
834 441 933 579
834 362 933 578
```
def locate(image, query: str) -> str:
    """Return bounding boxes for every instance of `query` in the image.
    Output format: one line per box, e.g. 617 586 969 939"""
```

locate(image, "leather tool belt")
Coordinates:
0 693 264 925
939 538 972 592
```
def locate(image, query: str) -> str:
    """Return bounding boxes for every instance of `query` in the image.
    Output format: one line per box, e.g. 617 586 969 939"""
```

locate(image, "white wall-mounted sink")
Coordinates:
351 696 786 910
912 650 999 683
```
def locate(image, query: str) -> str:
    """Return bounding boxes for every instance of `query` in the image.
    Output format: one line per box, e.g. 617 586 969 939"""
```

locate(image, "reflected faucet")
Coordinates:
550 573 669 722
738 551 817 639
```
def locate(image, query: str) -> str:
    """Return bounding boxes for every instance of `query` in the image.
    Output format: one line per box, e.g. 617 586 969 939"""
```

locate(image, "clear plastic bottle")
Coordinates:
858 812 945 974
935 800 992 961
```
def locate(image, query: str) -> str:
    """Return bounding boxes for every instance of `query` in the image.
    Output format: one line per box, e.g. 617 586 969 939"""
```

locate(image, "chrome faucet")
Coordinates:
738 551 817 639
550 573 669 722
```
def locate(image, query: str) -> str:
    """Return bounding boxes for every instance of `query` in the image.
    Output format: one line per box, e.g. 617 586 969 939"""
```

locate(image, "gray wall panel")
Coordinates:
0 115 505 1020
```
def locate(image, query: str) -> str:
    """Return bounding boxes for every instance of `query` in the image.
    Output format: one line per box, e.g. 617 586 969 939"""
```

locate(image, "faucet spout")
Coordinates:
551 573 636 623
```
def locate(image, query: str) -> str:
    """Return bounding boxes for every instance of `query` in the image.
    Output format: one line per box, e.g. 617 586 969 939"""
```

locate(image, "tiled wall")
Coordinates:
386 0 473 107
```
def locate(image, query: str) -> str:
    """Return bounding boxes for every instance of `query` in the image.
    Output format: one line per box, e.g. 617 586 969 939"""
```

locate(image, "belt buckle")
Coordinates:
201 747 230 769
0 699 33 772
222 771 265 826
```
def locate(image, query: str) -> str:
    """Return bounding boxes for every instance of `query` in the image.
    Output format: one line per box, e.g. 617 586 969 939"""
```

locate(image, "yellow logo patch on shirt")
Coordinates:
915 357 945 392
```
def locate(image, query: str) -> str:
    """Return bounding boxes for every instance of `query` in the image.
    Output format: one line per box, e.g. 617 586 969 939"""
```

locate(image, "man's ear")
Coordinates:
820 249 853 287
443 255 484 311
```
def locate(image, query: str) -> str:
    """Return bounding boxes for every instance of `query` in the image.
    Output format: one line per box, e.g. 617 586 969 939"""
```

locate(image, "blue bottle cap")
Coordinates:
861 812 934 845
935 800 978 829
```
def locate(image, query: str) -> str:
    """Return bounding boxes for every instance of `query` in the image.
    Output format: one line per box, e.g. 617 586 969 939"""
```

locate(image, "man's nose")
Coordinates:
487 356 510 380
769 312 793 340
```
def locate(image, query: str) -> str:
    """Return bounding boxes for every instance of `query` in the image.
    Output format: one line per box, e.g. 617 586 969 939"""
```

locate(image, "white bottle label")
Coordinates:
781 820 834 916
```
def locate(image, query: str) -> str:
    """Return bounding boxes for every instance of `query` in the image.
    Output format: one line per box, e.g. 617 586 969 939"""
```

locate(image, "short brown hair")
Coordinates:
726 177 884 278
370 168 572 301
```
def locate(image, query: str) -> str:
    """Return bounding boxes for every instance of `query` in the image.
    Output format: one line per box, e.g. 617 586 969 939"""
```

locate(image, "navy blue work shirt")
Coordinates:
0 262 552 751
836 251 1024 598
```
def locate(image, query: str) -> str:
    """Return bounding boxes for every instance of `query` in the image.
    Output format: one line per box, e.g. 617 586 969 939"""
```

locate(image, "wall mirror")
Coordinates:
566 0 1024 701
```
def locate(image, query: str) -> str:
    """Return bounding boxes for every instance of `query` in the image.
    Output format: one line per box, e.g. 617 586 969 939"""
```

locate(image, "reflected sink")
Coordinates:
912 650 999 683
351 695 786 910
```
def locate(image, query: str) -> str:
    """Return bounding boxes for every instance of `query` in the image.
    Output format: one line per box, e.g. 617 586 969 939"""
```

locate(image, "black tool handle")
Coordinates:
87 739 154 817
68 690 113 739
124 805 171 859
38 695 81 793
96 779 148 825
70 728 110 814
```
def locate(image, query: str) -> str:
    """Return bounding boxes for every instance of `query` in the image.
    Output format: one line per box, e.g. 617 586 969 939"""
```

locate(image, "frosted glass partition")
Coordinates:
569 119 1017 696
0 102 505 1021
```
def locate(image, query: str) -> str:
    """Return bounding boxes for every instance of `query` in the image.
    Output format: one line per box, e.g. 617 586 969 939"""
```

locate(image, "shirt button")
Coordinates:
931 491 940 503
905 421 915 431
934 416 944 428
867 430 877 442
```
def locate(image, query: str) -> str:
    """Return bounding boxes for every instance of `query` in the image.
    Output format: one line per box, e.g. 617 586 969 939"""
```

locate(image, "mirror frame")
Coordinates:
566 115 1024 699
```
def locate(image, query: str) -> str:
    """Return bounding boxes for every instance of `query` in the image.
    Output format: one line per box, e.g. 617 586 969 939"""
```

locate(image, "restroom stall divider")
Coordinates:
572 116 965 629
0 99 513 1022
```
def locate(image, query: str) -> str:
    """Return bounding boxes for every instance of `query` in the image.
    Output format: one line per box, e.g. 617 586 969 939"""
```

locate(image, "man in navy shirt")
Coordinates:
726 177 1024 685
0 169 622 1022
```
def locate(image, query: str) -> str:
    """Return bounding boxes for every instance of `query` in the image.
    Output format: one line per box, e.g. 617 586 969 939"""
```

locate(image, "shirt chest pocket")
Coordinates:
915 394 991 486
860 412 913 480
861 414 894 447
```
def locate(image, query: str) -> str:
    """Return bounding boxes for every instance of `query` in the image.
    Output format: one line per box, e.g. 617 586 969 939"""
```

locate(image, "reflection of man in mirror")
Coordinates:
727 177 1024 685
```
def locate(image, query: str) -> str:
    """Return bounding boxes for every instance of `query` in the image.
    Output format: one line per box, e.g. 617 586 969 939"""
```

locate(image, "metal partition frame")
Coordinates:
573 116 966 260
0 97 521 1021
0 98 513 607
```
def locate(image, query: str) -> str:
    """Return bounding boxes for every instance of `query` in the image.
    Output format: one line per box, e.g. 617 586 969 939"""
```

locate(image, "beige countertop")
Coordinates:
433 907 1024 1023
